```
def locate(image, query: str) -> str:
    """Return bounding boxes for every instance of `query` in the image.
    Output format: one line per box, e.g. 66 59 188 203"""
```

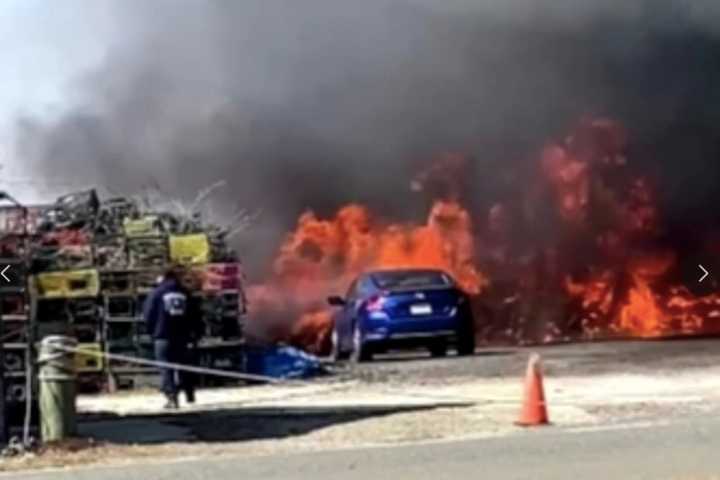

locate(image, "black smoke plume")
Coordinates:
15 0 720 275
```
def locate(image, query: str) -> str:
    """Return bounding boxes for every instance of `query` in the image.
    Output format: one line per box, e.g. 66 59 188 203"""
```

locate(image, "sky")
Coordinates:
3 0 720 208
3 0 720 275
0 0 116 200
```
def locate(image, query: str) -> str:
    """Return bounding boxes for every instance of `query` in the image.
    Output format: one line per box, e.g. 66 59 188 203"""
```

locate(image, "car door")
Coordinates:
337 279 361 351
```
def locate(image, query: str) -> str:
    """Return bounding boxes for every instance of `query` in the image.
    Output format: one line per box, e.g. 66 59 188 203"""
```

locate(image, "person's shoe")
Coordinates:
163 395 179 410
185 391 196 404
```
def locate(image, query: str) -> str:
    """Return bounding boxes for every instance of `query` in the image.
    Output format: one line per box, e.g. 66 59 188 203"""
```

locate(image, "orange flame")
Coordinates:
617 253 675 337
250 117 720 351
248 200 486 352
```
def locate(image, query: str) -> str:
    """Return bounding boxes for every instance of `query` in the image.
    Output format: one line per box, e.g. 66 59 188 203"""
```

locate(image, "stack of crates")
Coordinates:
0 205 43 441
35 267 104 387
2 190 248 393
102 232 248 388
1 263 33 440
199 263 247 339
102 269 156 387
100 216 165 388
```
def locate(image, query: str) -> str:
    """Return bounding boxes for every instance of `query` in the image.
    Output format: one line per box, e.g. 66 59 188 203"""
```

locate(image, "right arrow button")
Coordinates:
699 264 710 283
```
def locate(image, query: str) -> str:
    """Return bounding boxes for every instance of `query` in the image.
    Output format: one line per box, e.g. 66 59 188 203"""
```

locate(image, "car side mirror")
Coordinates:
327 295 346 306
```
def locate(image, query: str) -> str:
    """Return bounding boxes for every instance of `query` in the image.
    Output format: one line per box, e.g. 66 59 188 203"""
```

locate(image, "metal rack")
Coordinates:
1 189 250 403
102 269 157 390
0 200 42 444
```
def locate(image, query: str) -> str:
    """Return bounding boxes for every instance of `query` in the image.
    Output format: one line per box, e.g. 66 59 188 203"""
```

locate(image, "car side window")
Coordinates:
358 277 376 298
345 280 359 302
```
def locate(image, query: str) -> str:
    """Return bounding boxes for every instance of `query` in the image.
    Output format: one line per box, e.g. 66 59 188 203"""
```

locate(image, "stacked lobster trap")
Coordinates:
0 203 44 441
0 188 249 397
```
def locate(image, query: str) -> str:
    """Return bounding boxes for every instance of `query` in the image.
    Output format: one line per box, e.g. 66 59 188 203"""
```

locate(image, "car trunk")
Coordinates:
381 287 461 319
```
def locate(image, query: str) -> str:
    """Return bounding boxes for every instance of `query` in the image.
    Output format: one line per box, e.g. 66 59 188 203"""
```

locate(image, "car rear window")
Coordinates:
371 270 453 289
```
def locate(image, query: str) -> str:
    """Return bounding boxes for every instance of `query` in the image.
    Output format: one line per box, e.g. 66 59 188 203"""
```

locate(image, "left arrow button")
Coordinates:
1 265 11 282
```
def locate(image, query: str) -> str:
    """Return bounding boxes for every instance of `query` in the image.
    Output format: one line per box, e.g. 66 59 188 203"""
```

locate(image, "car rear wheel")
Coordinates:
350 323 373 363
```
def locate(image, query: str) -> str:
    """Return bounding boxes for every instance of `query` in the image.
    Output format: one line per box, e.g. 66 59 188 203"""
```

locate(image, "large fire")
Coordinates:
248 118 720 352
247 200 485 351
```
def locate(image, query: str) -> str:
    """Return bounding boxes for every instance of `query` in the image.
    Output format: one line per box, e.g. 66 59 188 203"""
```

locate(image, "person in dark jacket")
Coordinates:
143 265 204 409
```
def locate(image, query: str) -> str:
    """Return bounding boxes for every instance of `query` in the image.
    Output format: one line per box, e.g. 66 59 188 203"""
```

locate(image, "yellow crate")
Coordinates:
123 216 161 237
74 343 104 372
169 234 210 265
36 269 100 298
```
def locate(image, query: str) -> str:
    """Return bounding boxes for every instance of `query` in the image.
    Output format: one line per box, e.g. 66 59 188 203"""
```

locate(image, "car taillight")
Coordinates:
366 294 386 312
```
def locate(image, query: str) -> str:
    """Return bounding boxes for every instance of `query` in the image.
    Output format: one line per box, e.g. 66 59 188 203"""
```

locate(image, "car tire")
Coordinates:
330 328 349 362
350 323 373 363
429 341 448 358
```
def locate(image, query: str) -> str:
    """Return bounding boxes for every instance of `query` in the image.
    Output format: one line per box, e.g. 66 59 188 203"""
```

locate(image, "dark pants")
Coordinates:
154 339 196 399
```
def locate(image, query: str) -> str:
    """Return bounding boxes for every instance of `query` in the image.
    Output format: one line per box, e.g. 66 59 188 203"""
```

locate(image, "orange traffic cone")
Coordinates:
515 353 549 426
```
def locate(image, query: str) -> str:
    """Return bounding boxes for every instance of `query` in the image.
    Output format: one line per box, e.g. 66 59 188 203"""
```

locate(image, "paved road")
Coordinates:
11 417 720 480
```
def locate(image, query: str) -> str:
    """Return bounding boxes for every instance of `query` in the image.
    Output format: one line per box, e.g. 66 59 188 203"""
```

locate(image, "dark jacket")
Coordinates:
143 278 203 342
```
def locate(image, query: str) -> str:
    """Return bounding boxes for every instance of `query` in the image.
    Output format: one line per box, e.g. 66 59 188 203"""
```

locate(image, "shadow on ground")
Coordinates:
78 404 448 445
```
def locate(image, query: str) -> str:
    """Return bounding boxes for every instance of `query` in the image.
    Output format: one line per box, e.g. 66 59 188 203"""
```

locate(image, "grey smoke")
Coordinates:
13 0 720 274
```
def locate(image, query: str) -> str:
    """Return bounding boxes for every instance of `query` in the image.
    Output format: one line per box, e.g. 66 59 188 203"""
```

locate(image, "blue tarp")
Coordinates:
243 345 325 379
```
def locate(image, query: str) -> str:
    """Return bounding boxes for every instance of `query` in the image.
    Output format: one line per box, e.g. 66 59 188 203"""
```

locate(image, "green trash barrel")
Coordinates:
38 336 78 442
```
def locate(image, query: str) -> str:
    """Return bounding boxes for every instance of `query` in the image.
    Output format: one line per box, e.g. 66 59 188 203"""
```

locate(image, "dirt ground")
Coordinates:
3 338 720 473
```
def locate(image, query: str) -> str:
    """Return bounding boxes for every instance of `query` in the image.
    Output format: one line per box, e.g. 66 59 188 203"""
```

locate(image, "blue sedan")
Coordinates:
327 269 475 362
